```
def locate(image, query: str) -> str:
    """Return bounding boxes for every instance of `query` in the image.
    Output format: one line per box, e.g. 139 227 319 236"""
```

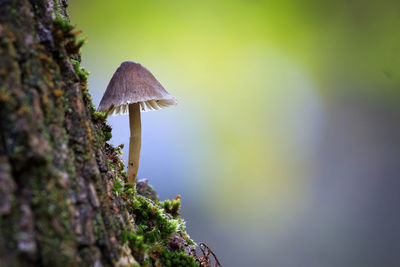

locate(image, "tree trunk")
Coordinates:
0 1 199 266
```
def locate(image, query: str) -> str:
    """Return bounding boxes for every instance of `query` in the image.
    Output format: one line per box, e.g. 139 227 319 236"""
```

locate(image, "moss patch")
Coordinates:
161 198 181 218
159 247 199 267
112 181 198 266
70 58 89 82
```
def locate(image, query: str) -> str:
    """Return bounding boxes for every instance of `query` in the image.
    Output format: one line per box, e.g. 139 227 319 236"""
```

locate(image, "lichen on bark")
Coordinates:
0 0 199 266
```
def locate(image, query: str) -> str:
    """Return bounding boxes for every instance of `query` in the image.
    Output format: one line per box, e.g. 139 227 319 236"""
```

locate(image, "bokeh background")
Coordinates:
68 1 400 266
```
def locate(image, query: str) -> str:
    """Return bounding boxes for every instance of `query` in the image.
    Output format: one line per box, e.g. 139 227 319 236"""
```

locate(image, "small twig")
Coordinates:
198 242 222 267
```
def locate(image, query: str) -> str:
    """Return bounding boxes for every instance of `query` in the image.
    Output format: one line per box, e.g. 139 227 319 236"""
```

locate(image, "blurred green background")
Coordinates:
69 1 400 266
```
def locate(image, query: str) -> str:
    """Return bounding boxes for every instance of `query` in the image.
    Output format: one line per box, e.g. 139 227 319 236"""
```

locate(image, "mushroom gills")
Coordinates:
115 105 121 114
109 98 177 114
139 102 146 111
122 104 128 114
148 100 161 110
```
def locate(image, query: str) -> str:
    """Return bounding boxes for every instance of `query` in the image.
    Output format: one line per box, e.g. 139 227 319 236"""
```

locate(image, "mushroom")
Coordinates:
98 61 177 184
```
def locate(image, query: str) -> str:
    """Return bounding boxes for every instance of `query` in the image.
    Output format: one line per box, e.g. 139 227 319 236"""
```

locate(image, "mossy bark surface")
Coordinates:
0 1 198 266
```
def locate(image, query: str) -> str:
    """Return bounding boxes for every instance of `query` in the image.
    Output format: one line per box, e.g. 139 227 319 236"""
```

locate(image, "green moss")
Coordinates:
128 196 178 244
95 129 104 144
161 198 181 218
70 58 89 81
53 0 65 19
53 17 74 34
107 159 116 171
112 179 124 197
75 38 86 51
53 15 87 56
121 228 199 267
160 248 199 267
116 189 201 265
93 111 107 123
124 183 135 198
96 125 112 143
159 198 197 246
116 144 124 155
88 103 96 114
104 131 112 141
120 169 127 179
122 231 146 251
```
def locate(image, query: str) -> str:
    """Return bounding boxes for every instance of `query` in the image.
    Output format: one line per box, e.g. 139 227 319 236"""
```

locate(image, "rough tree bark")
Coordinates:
0 1 199 266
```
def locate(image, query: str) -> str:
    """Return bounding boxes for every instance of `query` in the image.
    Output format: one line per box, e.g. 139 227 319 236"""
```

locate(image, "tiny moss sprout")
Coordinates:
53 17 74 33
112 179 123 197
161 197 181 218
70 58 89 81
92 111 107 123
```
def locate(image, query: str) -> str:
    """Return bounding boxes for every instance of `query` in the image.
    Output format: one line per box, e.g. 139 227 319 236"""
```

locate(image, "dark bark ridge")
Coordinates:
0 1 199 266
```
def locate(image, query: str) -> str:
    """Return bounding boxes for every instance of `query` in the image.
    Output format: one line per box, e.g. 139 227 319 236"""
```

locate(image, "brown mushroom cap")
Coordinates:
98 61 177 114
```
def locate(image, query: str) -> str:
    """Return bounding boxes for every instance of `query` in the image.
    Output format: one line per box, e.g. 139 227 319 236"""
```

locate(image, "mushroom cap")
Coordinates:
97 61 177 115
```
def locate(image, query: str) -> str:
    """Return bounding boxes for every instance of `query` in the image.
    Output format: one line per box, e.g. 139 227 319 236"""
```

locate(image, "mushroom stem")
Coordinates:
127 103 141 184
